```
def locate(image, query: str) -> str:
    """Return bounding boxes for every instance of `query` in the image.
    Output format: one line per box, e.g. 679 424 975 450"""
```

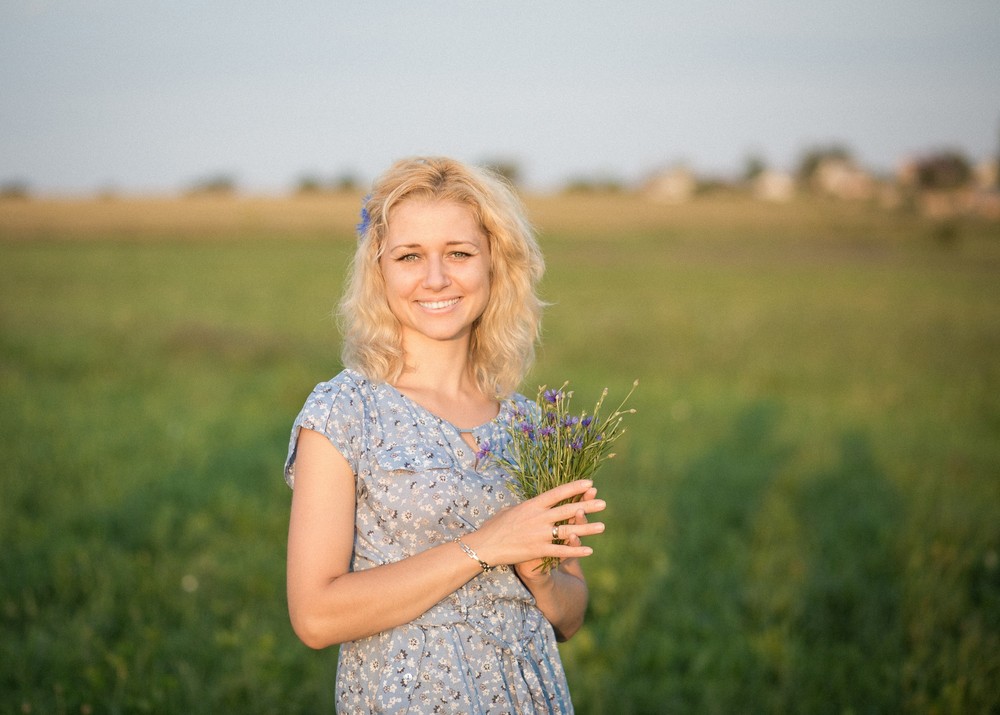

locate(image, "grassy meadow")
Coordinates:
1 192 998 714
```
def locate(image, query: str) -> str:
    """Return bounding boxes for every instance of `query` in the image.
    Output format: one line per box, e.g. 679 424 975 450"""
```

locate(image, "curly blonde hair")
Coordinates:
338 157 545 398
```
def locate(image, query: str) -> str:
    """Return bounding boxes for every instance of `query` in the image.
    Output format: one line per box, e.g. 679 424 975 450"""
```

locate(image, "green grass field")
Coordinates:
2 194 998 713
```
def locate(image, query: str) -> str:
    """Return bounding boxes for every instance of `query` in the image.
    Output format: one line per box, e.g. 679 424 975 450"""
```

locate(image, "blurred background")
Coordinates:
2 0 999 196
2 2 999 713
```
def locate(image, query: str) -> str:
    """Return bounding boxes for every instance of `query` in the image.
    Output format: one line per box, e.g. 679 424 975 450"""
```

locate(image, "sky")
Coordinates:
1 0 998 194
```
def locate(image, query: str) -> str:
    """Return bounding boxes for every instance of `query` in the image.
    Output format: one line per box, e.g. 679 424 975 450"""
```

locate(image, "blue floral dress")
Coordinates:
285 369 574 714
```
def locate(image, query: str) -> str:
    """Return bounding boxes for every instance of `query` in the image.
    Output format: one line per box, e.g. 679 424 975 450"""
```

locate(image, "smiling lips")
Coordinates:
417 298 461 310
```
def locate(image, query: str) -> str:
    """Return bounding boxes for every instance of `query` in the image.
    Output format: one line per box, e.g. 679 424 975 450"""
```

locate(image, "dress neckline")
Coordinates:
377 378 505 435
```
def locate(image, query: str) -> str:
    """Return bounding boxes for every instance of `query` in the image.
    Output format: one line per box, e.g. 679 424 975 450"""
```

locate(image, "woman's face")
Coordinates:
380 198 491 350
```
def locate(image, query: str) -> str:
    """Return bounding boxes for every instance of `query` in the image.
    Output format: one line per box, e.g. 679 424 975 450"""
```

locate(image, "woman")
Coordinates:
284 156 606 713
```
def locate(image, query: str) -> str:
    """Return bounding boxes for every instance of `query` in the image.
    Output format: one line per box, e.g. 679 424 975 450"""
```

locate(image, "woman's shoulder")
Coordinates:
309 368 372 396
286 370 373 484
297 369 380 416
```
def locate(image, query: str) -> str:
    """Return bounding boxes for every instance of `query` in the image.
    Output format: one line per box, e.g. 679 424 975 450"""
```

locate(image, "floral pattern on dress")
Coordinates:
285 369 574 714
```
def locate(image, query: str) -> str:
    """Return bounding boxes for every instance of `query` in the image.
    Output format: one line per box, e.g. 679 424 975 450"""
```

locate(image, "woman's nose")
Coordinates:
422 256 451 290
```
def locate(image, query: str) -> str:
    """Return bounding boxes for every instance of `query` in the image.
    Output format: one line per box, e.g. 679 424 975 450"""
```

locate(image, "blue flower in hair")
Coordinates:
356 194 372 237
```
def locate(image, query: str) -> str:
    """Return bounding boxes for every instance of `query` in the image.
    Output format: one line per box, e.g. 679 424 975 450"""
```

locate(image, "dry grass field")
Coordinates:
0 189 928 240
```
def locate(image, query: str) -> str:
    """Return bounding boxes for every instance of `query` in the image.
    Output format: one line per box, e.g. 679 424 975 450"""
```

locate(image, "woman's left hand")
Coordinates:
515 485 600 587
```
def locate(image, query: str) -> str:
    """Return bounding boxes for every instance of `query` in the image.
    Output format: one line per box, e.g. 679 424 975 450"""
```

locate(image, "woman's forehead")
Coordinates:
385 199 484 241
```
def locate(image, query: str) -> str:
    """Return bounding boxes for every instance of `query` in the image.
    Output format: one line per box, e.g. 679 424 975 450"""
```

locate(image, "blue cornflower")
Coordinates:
543 388 562 404
539 425 556 438
562 415 580 428
356 194 372 236
570 438 584 451
581 415 594 427
476 440 492 461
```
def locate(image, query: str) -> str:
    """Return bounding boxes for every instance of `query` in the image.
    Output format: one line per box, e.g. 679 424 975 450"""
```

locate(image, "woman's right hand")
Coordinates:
463 479 606 569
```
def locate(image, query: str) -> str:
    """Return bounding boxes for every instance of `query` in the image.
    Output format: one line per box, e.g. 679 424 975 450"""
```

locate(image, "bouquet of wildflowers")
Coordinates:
480 380 638 573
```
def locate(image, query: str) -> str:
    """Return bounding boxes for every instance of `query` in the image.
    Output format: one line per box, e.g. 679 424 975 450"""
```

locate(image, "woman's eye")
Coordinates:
450 251 471 259
397 253 420 262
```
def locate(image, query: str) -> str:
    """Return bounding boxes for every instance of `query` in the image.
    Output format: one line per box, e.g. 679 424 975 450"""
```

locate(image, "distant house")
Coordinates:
970 159 1000 220
970 191 1000 220
752 170 795 202
810 157 875 200
896 158 920 188
973 159 999 191
898 154 999 220
642 167 697 203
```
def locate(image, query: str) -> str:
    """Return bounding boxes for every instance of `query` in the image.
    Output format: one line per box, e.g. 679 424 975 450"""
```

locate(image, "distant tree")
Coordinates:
914 151 972 190
562 176 625 194
797 145 853 183
481 160 521 187
696 176 739 196
0 180 30 199
332 173 359 192
743 155 767 183
186 174 237 195
996 115 1000 189
295 175 323 194
295 172 359 194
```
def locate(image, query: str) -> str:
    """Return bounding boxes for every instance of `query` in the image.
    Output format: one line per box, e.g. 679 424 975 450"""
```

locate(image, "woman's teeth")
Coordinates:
419 298 459 310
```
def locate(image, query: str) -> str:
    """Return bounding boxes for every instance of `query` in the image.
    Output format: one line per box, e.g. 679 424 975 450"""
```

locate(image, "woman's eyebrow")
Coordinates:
389 239 480 250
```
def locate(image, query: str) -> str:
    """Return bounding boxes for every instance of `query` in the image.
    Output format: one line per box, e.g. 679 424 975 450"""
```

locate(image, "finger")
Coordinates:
549 497 606 523
558 520 605 540
554 542 595 560
535 479 594 507
554 529 582 549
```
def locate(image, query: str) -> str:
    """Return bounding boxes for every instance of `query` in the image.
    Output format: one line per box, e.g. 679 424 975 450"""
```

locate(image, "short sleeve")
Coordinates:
284 373 366 488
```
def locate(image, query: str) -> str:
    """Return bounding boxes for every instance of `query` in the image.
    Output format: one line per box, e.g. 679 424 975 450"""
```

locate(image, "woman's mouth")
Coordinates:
417 298 460 310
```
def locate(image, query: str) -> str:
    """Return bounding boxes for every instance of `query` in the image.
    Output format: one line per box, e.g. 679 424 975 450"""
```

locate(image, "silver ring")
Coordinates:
551 525 560 540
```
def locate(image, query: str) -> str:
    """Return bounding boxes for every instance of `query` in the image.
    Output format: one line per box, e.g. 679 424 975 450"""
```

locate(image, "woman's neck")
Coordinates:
395 333 475 396
393 335 497 430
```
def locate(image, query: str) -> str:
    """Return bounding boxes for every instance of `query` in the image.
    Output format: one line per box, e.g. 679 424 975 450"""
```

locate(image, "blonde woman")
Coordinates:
284 157 606 713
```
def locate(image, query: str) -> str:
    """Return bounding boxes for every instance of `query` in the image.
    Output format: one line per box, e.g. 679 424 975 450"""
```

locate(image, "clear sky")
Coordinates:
2 0 998 194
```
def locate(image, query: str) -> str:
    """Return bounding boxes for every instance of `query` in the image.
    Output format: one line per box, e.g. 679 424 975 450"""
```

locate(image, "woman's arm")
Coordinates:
286 428 482 648
461 489 605 641
511 491 600 641
286 428 606 648
520 559 589 641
